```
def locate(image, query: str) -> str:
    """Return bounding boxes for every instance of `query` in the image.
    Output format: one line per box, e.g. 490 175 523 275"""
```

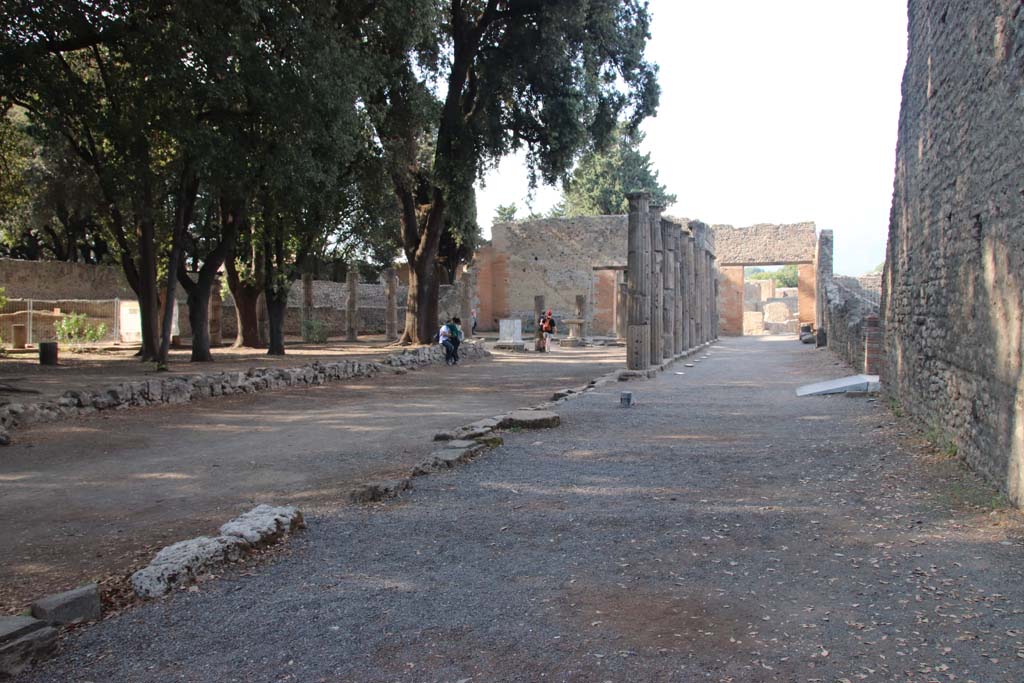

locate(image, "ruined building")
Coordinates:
883 2 1024 507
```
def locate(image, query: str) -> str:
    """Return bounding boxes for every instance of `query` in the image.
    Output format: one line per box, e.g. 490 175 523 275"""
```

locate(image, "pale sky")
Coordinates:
475 1 909 276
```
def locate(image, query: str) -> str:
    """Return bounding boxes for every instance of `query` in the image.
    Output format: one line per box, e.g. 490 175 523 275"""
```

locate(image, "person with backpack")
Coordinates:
438 317 464 365
537 309 556 352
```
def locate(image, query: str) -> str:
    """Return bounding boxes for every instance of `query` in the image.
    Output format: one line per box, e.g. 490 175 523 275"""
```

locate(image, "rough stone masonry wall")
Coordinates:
712 223 818 266
883 0 1024 507
490 216 629 334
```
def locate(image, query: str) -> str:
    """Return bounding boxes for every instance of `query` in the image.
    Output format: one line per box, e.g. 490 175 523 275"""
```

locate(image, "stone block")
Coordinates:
131 535 248 598
219 504 305 546
497 410 560 429
31 583 101 625
0 617 45 646
348 479 411 504
0 624 57 679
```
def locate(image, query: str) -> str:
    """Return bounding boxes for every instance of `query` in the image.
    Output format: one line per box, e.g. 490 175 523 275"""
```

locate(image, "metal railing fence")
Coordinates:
0 298 121 347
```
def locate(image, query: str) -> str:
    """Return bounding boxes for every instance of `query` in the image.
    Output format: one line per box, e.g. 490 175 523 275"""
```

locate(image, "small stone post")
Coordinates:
626 191 651 370
673 231 684 355
209 274 223 346
533 295 546 351
615 274 627 343
706 251 715 342
649 204 664 364
661 220 676 360
346 265 359 341
384 267 398 341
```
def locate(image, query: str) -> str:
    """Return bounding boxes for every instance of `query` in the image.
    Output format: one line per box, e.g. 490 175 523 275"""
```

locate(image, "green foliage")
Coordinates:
871 261 885 274
0 286 7 309
55 313 107 347
748 265 799 288
301 319 329 344
562 125 676 216
494 204 518 223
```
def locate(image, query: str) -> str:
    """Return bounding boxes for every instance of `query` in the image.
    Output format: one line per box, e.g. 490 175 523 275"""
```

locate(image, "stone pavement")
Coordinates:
16 336 1024 682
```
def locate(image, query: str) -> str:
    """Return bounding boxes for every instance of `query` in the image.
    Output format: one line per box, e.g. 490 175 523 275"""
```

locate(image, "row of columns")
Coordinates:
625 191 718 371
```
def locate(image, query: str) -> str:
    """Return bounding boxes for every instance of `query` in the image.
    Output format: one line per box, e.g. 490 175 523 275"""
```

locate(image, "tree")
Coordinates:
493 203 518 223
562 123 675 216
748 264 798 288
364 0 660 343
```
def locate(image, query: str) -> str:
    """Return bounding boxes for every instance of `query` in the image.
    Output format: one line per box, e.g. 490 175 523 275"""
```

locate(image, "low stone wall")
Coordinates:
823 277 879 373
0 341 489 436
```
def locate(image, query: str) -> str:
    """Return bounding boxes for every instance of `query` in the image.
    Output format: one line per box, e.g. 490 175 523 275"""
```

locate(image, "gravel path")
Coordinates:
19 336 1024 682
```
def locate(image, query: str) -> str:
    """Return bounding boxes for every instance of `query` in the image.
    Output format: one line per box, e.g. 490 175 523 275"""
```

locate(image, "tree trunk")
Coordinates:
397 186 446 344
186 282 213 362
266 295 287 355
137 217 160 361
231 285 263 348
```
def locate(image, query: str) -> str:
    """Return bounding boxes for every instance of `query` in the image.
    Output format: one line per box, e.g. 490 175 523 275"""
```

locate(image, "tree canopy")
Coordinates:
561 124 675 216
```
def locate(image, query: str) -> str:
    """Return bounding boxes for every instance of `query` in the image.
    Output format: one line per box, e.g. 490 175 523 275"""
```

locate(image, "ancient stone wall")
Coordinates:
0 258 136 300
882 0 1024 507
487 216 628 334
713 223 817 266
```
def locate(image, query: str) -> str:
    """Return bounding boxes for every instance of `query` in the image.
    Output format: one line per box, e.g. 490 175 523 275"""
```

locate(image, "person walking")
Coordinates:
449 316 465 364
537 309 557 352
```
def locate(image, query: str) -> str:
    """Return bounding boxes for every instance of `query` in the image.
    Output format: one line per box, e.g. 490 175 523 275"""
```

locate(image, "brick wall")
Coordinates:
882 0 1024 507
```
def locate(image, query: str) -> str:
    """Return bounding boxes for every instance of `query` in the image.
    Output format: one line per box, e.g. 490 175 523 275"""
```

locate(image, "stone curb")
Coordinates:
130 504 305 599
0 341 489 444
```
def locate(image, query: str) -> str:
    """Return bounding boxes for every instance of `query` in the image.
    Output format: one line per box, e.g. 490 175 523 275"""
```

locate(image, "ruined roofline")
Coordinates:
710 221 818 232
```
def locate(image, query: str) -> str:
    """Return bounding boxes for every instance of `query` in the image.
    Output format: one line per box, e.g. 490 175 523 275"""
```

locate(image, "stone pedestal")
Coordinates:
11 324 26 349
495 318 525 350
563 319 585 346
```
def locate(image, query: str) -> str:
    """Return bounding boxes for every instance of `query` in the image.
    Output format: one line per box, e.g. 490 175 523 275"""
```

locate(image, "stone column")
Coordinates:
711 258 719 339
648 204 664 364
615 274 627 343
626 191 651 370
209 274 223 347
661 221 676 360
459 267 473 338
384 267 399 341
346 265 358 341
682 232 694 350
673 231 684 355
578 293 589 339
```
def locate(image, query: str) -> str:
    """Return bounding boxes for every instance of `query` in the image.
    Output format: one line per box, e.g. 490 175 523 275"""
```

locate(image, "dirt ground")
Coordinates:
0 335 402 403
0 344 624 614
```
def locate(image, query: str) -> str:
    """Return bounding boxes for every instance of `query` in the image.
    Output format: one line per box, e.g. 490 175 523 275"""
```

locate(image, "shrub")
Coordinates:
301 319 329 343
55 313 108 347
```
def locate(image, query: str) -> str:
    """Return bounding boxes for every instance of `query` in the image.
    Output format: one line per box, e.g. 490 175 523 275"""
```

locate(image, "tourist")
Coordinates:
538 309 556 352
449 316 465 364
439 319 455 365
438 317 464 365
470 308 478 335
